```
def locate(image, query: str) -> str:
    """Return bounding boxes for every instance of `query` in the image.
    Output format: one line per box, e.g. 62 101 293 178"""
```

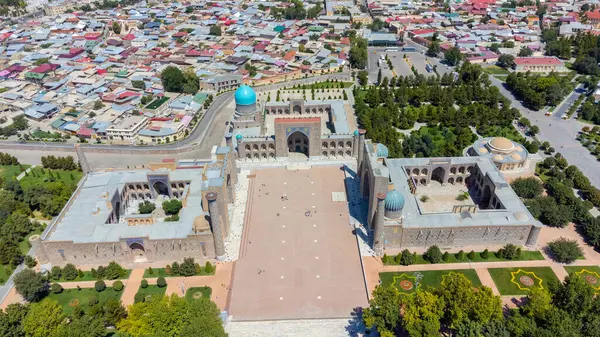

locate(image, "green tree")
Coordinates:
62 263 78 281
399 249 414 266
357 70 369 86
95 280 106 292
103 299 127 326
0 303 29 337
518 46 533 57
160 66 186 93
180 257 197 276
180 297 228 337
112 21 121 34
402 290 444 336
363 285 400 336
209 25 222 36
22 300 66 337
444 47 462 66
138 200 156 214
131 80 145 90
547 237 582 263
65 314 105 337
14 269 47 302
424 245 443 263
510 177 544 199
162 199 183 215
377 68 382 85
498 54 515 68
105 261 126 280
427 41 441 57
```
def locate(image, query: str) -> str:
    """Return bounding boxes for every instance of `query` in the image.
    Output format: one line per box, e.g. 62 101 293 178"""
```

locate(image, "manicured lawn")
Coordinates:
488 267 559 296
54 269 132 282
0 264 14 284
493 75 507 82
384 250 545 266
483 66 510 75
143 266 215 278
0 165 29 180
185 286 212 301
47 287 123 314
564 266 600 292
146 97 169 109
135 285 167 302
380 269 482 294
19 167 82 188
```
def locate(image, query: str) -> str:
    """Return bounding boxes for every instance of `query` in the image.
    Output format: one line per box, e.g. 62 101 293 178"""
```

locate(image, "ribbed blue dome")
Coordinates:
234 85 256 105
385 190 405 212
235 134 243 140
376 143 389 158
354 130 359 136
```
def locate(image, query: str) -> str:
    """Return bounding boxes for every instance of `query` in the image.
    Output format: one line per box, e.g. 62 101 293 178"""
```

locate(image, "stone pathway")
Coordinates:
119 269 144 306
226 317 367 337
475 268 500 295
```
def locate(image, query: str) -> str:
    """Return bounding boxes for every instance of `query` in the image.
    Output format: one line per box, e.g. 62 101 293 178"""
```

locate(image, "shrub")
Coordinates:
195 263 201 274
171 262 180 276
467 250 476 260
95 280 106 292
90 268 97 278
399 249 414 266
394 253 402 264
78 270 84 278
96 266 107 279
180 257 196 276
113 280 124 291
148 267 154 275
456 250 466 261
420 195 429 202
498 244 520 260
481 249 489 259
50 266 62 280
138 200 156 214
88 296 98 306
165 265 172 275
442 252 450 262
51 283 63 294
548 237 582 263
24 255 37 268
157 277 167 288
105 261 126 280
511 177 544 199
62 263 78 281
205 261 214 274
382 253 389 264
424 245 443 264
134 293 145 303
141 279 148 289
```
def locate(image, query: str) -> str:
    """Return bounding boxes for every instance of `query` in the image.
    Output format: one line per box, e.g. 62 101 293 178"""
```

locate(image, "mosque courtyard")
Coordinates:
228 166 368 320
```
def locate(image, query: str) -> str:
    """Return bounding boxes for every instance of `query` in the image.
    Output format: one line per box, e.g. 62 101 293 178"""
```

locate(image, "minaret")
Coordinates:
74 144 91 175
357 129 366 176
373 193 386 256
206 192 226 260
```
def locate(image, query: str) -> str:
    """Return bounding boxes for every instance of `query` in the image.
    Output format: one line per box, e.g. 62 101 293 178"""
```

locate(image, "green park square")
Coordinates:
380 269 482 294
488 267 559 296
47 287 122 314
564 266 600 292
185 286 212 302
135 285 167 302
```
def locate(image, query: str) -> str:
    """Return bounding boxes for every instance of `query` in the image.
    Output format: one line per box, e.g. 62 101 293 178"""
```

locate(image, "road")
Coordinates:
490 77 600 188
552 85 584 119
0 73 352 170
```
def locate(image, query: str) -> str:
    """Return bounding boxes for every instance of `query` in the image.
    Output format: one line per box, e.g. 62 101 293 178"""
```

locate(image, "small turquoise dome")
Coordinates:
234 85 256 106
385 190 405 212
376 143 389 158
354 130 359 136
235 134 243 140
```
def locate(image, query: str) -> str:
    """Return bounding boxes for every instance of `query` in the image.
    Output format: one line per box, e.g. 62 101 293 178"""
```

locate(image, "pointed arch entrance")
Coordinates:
287 131 309 156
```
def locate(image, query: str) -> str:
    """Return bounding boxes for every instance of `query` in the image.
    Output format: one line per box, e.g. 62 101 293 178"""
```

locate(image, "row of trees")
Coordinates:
364 271 600 337
354 63 523 157
162 257 214 276
40 155 79 171
505 72 573 110
0 152 18 165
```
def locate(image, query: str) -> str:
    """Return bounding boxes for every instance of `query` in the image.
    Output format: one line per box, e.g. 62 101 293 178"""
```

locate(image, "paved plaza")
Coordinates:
228 166 368 320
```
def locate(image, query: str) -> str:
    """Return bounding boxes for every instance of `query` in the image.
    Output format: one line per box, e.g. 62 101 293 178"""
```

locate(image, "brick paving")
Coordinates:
119 269 144 306
228 167 368 320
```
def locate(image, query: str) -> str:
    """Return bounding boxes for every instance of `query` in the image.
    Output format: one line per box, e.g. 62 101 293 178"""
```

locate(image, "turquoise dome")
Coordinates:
354 130 359 136
235 134 243 140
234 85 256 105
376 143 389 158
385 190 405 212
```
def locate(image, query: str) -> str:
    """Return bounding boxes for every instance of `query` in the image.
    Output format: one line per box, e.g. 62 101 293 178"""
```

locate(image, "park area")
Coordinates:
47 287 122 314
488 267 559 296
564 266 600 293
19 166 82 188
380 270 482 295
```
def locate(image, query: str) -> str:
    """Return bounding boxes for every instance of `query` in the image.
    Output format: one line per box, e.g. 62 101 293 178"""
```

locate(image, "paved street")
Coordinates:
489 77 600 188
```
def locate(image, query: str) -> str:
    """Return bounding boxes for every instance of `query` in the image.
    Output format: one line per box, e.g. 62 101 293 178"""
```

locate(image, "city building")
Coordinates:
37 149 237 266
356 134 542 255
466 137 531 172
200 74 243 93
513 57 568 73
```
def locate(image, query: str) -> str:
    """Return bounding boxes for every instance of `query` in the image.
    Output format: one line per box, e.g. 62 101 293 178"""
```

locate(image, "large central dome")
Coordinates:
234 85 256 106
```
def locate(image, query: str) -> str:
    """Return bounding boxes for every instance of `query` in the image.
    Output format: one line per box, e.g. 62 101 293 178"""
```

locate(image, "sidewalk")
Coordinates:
119 269 144 306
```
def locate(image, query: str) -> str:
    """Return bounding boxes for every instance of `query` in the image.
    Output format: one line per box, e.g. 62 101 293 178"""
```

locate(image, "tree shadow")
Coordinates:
345 307 370 337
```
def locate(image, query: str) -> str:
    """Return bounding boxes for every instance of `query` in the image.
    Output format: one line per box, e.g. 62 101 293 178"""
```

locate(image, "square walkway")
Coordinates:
228 166 368 320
